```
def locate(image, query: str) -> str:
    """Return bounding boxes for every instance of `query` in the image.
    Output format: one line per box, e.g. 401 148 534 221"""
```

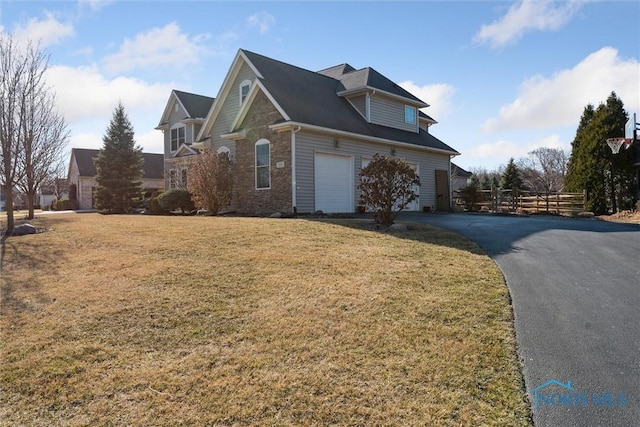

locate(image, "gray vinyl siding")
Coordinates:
294 130 450 213
348 95 367 119
208 62 257 158
164 101 188 156
370 95 418 133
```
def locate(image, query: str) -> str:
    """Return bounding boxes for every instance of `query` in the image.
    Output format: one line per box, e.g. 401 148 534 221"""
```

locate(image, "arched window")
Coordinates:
239 80 251 105
255 139 270 189
217 146 231 155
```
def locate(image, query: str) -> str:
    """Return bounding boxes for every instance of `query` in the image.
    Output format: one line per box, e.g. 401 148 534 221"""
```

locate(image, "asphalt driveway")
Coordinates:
402 213 640 427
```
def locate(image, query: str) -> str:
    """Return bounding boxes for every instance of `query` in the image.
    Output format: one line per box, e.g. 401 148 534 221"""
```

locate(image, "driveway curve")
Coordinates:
402 213 640 427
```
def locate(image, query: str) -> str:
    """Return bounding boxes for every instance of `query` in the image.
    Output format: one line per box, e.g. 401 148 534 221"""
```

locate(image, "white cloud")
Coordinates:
482 47 639 133
69 129 163 154
45 65 174 124
474 0 584 48
136 129 164 154
247 11 275 35
68 132 103 151
102 23 210 73
78 0 112 12
399 81 456 121
466 134 570 163
12 12 74 48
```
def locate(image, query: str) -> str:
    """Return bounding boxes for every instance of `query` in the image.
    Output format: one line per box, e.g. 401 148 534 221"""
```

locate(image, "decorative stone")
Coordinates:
389 223 408 232
269 212 283 218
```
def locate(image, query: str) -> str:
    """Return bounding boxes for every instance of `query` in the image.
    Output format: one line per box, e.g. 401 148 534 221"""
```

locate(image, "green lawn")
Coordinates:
0 213 531 426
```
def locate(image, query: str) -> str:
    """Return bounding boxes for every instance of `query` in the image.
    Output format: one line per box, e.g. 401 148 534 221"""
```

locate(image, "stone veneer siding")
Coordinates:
234 91 292 214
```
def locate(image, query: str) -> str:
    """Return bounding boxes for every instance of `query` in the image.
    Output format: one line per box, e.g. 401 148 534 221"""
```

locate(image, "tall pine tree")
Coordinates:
500 158 524 191
94 103 143 213
564 92 635 214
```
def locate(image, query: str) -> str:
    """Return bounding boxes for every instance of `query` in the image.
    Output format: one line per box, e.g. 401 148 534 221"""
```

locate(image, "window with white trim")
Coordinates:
255 139 270 189
181 168 188 188
217 146 231 155
404 105 416 125
169 169 177 189
170 125 185 151
240 80 251 104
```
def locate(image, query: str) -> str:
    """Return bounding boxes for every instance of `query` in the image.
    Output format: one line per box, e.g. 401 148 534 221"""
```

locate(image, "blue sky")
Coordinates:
1 0 638 171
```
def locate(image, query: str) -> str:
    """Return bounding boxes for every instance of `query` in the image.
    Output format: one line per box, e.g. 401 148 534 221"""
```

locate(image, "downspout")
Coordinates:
291 126 301 213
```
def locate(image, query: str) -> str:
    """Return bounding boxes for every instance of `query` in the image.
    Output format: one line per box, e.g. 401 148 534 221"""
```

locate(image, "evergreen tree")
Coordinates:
94 103 143 213
500 158 523 191
565 104 594 189
564 92 635 214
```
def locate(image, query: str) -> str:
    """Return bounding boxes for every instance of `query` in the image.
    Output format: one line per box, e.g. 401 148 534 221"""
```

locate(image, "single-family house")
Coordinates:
156 49 460 214
38 178 68 208
156 90 216 189
68 148 165 210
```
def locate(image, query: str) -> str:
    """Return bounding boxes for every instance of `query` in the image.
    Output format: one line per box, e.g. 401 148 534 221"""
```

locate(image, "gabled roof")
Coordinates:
317 63 356 79
70 148 164 179
335 67 427 106
173 90 215 119
172 143 199 158
452 163 472 178
157 90 215 128
239 50 458 155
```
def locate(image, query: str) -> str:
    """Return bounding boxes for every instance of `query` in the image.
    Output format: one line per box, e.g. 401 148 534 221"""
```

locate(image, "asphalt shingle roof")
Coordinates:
174 90 215 119
241 50 457 154
451 163 472 178
72 148 164 179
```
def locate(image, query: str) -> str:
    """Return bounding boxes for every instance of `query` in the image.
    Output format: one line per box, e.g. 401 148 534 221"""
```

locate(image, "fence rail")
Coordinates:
453 189 587 215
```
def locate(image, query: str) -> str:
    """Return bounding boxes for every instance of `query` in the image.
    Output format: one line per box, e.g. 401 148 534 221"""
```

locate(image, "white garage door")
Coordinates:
315 153 353 213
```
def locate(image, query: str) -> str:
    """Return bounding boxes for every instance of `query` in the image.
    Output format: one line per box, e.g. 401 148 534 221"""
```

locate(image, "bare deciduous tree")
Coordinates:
189 150 234 214
1 35 26 235
519 147 569 211
1 34 68 233
15 58 69 219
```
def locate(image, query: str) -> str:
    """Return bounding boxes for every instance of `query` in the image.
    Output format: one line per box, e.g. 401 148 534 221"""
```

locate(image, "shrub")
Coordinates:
52 199 78 211
358 153 420 226
149 191 167 214
157 189 195 214
189 151 234 215
458 184 482 211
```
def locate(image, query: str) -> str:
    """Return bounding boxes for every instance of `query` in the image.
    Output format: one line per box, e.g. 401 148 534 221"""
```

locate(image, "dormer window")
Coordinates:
404 105 416 125
240 80 251 104
170 125 185 151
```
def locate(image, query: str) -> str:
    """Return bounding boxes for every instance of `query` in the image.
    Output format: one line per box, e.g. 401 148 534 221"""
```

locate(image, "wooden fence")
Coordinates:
453 189 588 215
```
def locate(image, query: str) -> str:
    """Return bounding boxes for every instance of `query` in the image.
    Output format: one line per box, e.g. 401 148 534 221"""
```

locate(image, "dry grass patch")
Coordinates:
1 213 531 426
598 210 640 224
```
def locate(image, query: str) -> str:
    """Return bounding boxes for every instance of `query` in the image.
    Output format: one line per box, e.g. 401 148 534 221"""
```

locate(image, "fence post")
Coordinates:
582 189 587 211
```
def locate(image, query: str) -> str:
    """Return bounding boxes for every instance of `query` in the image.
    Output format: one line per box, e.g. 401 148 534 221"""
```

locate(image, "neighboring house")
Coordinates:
39 178 68 208
67 148 165 210
451 163 472 192
156 49 460 214
156 90 216 189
